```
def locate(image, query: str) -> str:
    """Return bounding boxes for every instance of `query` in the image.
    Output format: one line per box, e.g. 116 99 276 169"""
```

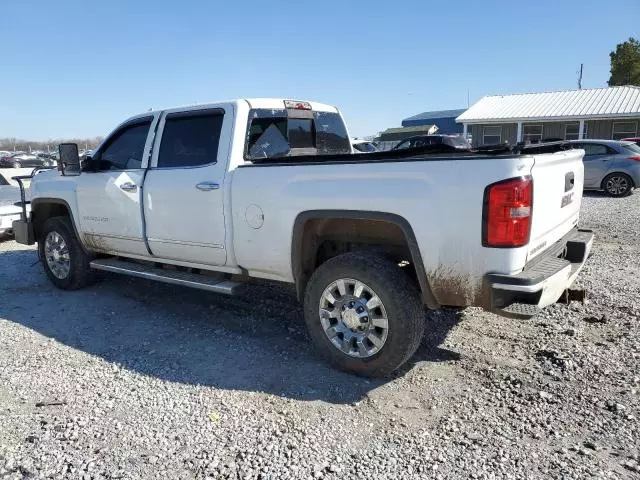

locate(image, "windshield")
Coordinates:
393 139 411 150
245 109 351 160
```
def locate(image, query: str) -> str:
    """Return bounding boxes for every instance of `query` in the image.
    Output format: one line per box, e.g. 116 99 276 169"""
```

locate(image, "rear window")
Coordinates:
622 142 640 154
245 109 350 160
443 136 470 149
288 118 314 148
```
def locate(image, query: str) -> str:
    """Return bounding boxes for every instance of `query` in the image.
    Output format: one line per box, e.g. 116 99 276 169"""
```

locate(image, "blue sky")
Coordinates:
1 0 638 140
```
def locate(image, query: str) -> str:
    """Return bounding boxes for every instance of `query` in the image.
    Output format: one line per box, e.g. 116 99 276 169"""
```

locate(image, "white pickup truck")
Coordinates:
13 98 593 376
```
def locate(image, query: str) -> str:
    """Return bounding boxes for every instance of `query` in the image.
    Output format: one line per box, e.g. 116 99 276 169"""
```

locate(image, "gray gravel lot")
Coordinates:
0 191 639 479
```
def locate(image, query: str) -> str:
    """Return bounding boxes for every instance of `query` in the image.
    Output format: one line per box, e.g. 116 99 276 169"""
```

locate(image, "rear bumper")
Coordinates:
487 228 594 319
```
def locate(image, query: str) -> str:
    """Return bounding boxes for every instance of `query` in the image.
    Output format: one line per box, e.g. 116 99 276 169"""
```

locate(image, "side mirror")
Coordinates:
58 143 81 176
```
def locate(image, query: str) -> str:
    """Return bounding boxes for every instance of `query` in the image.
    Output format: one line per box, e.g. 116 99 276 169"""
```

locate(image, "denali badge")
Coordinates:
561 192 574 208
83 216 110 222
530 241 547 255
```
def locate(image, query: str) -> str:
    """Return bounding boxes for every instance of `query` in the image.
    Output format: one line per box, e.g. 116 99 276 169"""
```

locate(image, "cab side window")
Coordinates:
97 121 151 171
157 111 224 168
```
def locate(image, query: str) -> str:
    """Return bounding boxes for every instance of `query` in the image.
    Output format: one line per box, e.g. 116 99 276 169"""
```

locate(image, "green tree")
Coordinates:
608 37 640 86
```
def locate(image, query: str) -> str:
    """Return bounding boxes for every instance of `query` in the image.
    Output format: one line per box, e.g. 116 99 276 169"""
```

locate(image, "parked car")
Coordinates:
392 134 471 151
37 153 58 167
622 137 640 147
352 140 377 153
0 152 12 165
0 153 49 168
568 140 640 197
13 98 593 377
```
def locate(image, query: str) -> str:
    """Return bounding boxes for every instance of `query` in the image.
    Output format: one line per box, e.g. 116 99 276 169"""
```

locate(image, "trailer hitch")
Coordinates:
557 288 586 304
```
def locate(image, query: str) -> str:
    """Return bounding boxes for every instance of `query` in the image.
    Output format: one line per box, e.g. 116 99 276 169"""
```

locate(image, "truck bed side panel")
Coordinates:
230 157 537 307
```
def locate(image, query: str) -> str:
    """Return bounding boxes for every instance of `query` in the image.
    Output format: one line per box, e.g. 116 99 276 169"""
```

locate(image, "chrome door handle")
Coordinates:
196 182 220 191
120 182 138 192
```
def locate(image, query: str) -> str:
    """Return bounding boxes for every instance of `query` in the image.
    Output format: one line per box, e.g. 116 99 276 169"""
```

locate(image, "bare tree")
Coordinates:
0 137 103 152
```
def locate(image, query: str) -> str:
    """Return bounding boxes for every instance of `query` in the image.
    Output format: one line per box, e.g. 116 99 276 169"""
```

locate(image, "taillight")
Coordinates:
483 176 533 248
627 155 640 162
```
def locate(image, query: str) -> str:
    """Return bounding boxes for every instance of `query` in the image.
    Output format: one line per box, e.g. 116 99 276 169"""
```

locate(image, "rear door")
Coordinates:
143 106 231 266
577 143 615 187
526 150 584 261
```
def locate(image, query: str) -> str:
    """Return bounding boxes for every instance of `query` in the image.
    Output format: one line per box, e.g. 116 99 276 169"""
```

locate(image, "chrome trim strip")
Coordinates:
147 238 224 249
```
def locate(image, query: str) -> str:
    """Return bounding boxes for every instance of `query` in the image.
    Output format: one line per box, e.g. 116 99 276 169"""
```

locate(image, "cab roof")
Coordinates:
135 98 339 117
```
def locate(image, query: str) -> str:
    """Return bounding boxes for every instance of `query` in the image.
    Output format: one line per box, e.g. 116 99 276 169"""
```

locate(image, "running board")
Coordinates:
90 258 245 295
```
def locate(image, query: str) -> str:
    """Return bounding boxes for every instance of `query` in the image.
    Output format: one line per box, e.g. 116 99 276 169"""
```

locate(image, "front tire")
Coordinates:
602 172 633 197
303 252 425 377
39 216 95 290
12 161 21 168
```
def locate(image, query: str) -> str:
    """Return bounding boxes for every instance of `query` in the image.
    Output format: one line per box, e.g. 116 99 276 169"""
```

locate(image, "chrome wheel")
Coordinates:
44 231 71 279
605 175 629 196
319 278 389 358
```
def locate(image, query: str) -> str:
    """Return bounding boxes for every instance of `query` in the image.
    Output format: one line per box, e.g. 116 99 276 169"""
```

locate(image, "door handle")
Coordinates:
196 181 220 191
120 182 138 192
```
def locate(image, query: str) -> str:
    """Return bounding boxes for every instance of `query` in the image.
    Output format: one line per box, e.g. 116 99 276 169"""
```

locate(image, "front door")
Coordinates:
75 116 157 256
143 107 229 266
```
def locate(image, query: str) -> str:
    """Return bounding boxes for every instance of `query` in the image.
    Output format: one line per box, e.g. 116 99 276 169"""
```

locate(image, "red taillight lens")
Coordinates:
627 155 640 162
483 176 533 247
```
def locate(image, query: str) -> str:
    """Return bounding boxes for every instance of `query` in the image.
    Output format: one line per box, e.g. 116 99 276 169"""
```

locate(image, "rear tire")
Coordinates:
602 172 633 197
39 216 95 290
12 161 21 168
303 251 425 377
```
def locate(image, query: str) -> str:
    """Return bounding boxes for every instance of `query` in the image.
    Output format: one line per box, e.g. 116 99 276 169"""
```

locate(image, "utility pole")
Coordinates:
577 63 583 89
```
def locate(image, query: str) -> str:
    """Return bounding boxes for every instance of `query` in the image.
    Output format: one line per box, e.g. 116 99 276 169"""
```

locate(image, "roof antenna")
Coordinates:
577 63 583 90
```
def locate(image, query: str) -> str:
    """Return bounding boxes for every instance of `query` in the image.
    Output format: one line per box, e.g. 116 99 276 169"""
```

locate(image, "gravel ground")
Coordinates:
0 191 639 479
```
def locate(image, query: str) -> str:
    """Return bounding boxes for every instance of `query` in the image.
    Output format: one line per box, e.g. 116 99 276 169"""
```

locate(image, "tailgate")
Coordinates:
527 150 584 261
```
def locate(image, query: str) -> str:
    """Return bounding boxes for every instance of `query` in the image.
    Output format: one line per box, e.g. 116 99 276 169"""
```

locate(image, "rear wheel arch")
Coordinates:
291 210 439 309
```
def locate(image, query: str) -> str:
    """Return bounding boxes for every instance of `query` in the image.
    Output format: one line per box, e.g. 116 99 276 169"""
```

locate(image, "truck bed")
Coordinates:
231 148 585 309
242 144 528 166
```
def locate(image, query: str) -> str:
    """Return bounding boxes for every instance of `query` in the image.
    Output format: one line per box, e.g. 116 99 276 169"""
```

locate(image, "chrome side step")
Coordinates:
90 258 245 295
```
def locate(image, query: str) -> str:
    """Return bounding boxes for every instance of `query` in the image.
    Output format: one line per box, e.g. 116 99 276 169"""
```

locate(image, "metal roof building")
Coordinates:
457 86 640 146
401 108 466 134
